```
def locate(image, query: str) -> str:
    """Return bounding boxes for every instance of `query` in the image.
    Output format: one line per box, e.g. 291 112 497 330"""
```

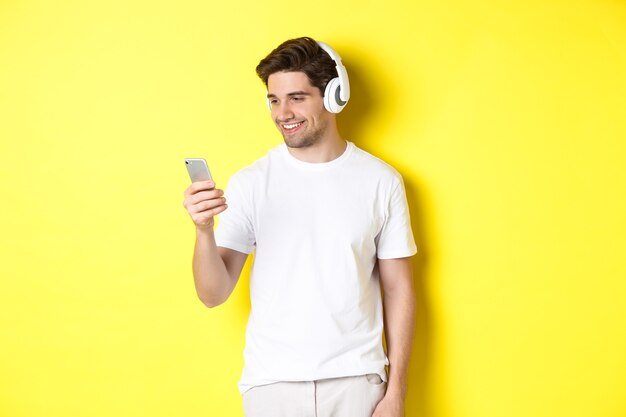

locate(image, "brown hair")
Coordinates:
256 37 337 96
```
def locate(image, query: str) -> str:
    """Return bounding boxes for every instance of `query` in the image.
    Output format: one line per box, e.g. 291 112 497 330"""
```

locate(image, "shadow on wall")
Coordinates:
339 52 433 417
402 180 432 417
335 57 375 143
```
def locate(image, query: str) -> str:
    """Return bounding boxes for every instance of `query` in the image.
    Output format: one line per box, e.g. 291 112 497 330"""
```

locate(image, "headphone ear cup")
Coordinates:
323 77 345 113
266 96 271 111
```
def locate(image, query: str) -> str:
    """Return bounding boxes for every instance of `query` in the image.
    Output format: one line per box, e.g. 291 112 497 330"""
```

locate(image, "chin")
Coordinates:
283 135 317 149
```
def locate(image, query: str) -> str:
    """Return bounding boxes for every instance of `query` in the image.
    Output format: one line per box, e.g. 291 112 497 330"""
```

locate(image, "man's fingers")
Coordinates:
210 204 228 217
190 189 224 205
191 203 227 225
193 179 214 190
183 189 223 209
183 181 226 228
184 180 215 196
193 198 227 213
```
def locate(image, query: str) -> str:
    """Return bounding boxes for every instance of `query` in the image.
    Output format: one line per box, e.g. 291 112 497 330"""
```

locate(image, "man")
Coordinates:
183 37 417 417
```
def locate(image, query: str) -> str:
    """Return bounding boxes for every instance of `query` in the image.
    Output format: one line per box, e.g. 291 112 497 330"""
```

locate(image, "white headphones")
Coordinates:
317 41 351 113
266 40 350 113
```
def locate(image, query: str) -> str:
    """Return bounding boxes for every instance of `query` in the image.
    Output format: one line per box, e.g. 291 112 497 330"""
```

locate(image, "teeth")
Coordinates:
283 122 303 129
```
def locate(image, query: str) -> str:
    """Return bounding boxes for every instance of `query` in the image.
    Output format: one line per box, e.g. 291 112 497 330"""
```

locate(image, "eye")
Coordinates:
291 96 304 102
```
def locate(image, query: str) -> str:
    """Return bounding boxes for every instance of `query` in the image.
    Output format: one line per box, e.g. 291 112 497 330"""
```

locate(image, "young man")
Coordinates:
183 37 417 417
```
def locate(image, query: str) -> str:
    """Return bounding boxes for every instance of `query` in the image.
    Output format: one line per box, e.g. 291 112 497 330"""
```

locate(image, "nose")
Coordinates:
274 100 294 122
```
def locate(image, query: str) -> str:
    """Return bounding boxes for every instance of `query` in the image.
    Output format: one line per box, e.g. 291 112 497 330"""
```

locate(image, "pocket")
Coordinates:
365 373 385 386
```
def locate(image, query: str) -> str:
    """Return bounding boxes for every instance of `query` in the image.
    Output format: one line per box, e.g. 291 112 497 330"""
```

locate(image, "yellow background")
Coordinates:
1 0 625 416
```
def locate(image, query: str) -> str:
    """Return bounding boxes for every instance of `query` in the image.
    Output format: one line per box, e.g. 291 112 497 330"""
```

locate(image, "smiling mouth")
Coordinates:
281 121 305 133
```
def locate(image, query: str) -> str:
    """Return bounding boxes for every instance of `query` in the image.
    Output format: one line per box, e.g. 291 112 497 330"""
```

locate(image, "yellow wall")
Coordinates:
1 1 625 416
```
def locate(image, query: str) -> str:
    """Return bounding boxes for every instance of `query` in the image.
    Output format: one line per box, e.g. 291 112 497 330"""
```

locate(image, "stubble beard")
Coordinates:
283 130 321 148
282 119 327 149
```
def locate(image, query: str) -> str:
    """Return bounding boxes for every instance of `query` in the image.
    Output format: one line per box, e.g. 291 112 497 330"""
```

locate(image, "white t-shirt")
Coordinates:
215 141 417 394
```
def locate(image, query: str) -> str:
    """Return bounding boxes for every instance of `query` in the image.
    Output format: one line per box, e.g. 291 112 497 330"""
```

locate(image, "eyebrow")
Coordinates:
266 91 312 99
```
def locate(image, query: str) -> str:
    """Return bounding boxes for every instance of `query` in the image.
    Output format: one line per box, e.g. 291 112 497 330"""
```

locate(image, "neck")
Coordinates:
286 128 347 163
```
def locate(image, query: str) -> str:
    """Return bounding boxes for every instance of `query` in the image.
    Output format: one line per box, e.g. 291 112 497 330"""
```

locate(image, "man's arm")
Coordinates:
183 179 249 308
192 228 248 308
374 256 416 416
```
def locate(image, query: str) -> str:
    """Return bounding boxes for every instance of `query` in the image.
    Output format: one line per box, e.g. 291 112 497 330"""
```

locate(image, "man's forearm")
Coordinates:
382 276 416 400
192 227 233 307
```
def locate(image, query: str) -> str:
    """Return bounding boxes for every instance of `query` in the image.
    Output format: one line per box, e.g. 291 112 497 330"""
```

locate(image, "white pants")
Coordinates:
242 374 387 417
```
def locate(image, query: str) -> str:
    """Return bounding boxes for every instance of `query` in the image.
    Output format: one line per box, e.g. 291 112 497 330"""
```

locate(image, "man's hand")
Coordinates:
372 391 405 417
183 180 227 230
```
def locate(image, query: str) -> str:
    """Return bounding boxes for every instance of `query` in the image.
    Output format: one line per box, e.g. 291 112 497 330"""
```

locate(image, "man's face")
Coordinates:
267 71 331 149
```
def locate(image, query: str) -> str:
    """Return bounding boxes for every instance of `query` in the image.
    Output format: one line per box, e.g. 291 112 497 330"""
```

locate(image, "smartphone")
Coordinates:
185 158 213 183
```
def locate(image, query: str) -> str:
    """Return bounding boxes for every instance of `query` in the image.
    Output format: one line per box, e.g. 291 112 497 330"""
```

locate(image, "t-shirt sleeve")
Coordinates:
214 174 256 254
376 177 418 259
